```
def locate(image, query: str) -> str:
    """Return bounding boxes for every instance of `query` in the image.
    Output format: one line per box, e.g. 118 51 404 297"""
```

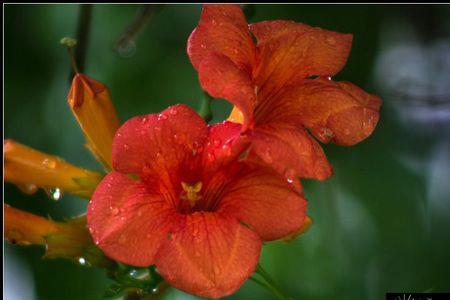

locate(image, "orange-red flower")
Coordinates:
188 4 382 180
87 104 307 298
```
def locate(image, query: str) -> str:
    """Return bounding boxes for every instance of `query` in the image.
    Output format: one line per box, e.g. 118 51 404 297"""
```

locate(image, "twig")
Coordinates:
69 4 93 80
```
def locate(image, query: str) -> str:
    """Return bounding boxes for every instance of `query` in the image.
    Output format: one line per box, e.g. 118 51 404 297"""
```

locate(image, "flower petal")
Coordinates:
198 53 256 126
155 212 261 299
112 104 207 175
188 4 255 73
250 20 352 101
202 121 249 175
255 78 382 146
247 122 333 180
87 172 182 267
218 162 307 241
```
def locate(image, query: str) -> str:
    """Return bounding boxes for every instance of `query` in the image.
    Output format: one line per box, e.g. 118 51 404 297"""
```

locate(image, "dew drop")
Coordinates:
119 235 127 244
326 37 336 45
169 108 178 115
287 178 294 184
17 183 38 195
42 158 57 169
264 148 273 163
78 257 87 266
222 141 232 156
45 188 63 201
318 127 334 141
200 44 206 49
110 206 119 216
194 249 201 257
123 144 130 150
151 287 159 294
207 152 216 162
213 139 221 147
213 265 221 275
157 113 168 121
211 19 217 25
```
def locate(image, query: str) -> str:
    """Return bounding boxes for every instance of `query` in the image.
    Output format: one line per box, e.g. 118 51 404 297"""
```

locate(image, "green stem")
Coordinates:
253 264 294 300
198 92 213 123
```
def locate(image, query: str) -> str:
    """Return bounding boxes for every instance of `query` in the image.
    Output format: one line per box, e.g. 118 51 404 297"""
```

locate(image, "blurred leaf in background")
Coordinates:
4 4 450 300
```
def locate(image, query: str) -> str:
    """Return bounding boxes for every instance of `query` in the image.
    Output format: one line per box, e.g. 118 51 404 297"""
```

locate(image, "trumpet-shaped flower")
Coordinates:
188 4 381 180
87 104 307 298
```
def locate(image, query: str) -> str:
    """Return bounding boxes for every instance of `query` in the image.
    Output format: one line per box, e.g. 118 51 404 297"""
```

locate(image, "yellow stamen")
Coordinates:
227 106 244 124
282 216 313 243
181 181 203 207
4 139 103 199
68 74 120 170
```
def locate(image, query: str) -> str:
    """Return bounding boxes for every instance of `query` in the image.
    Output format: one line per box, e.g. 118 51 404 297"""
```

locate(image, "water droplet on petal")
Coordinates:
42 158 57 169
213 265 221 275
169 108 178 115
200 44 206 49
119 235 127 244
110 206 119 216
157 113 168 121
264 148 273 163
123 144 130 150
211 19 217 25
317 127 334 141
213 139 221 147
326 37 336 45
222 141 232 156
207 152 216 162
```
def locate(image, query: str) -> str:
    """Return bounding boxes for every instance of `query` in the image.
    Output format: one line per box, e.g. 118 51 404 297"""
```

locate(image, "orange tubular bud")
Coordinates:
282 216 313 243
4 204 113 268
4 204 60 245
4 139 103 199
68 74 120 170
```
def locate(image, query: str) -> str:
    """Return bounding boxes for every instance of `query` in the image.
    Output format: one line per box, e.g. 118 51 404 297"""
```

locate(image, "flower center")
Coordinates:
181 181 203 208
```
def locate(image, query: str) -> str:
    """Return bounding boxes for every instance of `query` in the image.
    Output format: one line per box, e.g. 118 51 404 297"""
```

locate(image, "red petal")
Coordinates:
202 121 249 175
218 162 307 241
255 78 382 146
198 53 256 126
87 172 183 266
112 104 207 175
155 212 262 299
247 122 333 180
188 4 255 73
250 20 352 101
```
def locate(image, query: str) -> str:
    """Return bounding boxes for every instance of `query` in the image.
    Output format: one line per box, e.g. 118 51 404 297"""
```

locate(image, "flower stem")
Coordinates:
253 264 294 300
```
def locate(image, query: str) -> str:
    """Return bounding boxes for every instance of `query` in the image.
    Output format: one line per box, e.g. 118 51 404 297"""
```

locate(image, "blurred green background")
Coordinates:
4 4 450 300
